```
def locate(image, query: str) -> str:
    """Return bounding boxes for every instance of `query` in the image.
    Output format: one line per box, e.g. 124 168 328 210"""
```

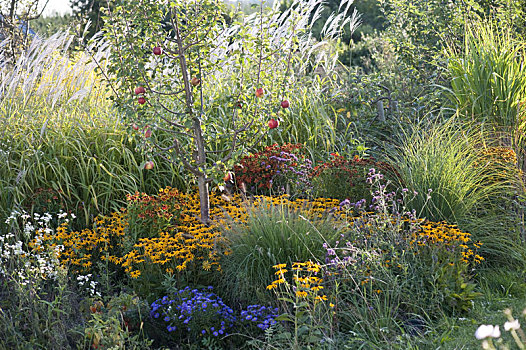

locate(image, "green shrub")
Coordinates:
311 153 398 201
81 293 152 350
233 143 312 198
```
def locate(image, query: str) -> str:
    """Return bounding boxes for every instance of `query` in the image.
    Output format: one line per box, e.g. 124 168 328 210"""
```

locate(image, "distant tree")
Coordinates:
0 0 45 62
379 0 526 72
31 12 74 37
279 0 383 66
70 0 108 40
475 0 526 37
225 0 273 14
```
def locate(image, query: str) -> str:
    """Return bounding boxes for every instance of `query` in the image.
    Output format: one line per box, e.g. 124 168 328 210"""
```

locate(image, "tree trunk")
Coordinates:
193 115 209 224
197 174 210 224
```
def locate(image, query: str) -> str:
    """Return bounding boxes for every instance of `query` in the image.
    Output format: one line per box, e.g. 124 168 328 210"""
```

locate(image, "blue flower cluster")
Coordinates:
240 305 279 330
150 286 235 337
150 287 280 339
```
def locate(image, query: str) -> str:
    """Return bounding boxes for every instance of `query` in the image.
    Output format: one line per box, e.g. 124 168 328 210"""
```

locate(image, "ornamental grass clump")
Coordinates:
0 98 187 229
388 119 503 222
387 118 523 266
473 146 524 198
0 31 187 227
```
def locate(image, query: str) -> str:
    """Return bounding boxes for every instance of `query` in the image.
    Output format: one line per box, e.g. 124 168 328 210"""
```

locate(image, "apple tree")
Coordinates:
99 0 356 223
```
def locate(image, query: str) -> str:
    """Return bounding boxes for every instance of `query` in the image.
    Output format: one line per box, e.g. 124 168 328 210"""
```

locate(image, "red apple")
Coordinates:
281 100 289 108
190 77 200 86
153 46 163 55
144 161 154 170
268 118 279 129
236 101 242 108
132 124 139 131
138 97 146 105
144 128 152 138
134 86 145 95
255 88 264 98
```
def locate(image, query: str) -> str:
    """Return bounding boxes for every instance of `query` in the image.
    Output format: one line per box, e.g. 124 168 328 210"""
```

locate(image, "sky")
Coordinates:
42 0 72 16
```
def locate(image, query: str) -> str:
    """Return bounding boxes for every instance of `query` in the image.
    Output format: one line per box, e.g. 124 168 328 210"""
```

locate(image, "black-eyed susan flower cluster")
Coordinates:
410 220 484 265
406 219 483 313
31 211 127 272
123 193 344 278
32 189 223 277
96 190 233 278
267 261 329 304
